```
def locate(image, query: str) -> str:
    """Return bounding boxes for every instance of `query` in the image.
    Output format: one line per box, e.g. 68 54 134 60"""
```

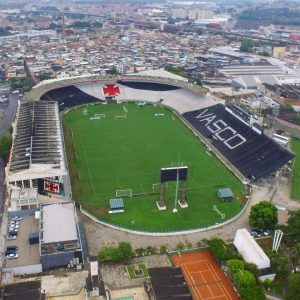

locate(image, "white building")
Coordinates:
234 229 276 281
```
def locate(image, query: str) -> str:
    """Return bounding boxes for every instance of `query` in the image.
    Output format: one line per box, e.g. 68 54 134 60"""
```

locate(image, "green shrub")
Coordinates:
208 238 235 260
227 259 245 274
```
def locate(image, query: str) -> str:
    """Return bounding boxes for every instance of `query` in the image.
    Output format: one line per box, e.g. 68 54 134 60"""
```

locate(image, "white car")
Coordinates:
12 216 22 221
6 253 18 259
10 220 19 224
7 235 16 240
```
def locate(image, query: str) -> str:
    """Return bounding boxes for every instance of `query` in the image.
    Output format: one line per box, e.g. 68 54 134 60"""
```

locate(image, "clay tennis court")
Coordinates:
172 250 239 300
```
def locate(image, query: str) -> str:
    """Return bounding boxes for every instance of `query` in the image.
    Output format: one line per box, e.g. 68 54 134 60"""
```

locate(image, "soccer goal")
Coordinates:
115 115 127 120
82 109 88 116
90 114 105 120
152 183 168 193
152 183 161 193
116 189 132 197
136 102 146 107
123 106 128 113
95 113 106 118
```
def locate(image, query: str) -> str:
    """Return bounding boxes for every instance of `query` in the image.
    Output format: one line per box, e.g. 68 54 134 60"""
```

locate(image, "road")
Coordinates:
0 93 19 222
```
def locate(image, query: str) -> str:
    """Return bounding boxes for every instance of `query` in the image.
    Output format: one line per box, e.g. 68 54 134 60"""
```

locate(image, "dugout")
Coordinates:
109 198 124 214
218 188 233 202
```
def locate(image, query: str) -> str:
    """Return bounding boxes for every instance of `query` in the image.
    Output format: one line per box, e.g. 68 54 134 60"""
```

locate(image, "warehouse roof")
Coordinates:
41 203 78 244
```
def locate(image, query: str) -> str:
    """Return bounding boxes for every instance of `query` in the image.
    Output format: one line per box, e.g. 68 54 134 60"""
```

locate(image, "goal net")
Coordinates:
152 183 161 193
116 189 132 197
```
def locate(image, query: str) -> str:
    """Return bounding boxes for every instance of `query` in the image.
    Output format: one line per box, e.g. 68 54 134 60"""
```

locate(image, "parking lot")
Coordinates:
4 215 40 268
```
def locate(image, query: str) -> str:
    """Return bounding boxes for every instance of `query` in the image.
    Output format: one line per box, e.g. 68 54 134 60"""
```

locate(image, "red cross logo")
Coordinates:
44 182 60 194
103 84 120 96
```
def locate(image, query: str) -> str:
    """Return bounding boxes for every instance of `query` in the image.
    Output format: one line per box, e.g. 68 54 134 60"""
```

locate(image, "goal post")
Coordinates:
152 183 161 193
116 189 132 197
95 113 106 118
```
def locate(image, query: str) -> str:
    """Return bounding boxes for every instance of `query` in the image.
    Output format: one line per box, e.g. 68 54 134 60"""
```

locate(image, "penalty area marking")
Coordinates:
213 205 225 219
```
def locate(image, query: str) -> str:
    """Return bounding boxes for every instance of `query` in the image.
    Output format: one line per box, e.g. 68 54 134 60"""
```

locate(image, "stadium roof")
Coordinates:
41 202 78 244
6 101 67 182
234 228 270 269
24 75 206 102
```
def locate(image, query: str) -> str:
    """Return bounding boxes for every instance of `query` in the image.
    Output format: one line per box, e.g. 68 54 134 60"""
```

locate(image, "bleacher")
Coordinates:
40 85 103 111
183 104 294 179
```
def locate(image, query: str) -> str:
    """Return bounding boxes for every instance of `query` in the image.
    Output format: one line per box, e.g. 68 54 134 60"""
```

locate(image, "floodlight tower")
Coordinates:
173 153 180 213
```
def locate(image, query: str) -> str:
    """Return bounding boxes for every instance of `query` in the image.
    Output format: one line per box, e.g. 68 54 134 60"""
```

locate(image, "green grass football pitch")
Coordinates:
63 103 245 231
292 138 300 200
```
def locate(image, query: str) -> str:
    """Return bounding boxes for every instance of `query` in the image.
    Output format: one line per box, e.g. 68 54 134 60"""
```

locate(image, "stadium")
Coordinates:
5 74 294 234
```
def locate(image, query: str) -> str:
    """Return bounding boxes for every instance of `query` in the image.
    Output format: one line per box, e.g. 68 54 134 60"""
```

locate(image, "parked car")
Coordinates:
5 250 17 256
251 228 262 238
7 235 16 240
9 224 19 229
263 230 270 236
6 253 18 259
8 230 18 236
12 216 22 221
10 221 20 225
6 246 18 251
8 227 18 232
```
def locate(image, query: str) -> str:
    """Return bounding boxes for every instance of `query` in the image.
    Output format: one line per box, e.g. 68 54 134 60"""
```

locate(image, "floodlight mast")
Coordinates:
173 153 180 213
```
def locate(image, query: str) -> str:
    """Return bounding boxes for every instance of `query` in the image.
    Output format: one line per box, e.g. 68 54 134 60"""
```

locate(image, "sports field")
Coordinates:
292 138 300 200
172 250 239 300
63 103 245 231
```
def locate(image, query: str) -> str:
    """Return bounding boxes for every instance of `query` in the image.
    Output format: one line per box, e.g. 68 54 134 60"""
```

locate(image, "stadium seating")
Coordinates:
40 86 103 111
116 80 180 91
183 104 294 179
75 82 217 113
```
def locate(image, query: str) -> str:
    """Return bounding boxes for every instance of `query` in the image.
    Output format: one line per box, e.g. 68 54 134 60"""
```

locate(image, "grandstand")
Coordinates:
40 85 103 111
6 101 67 194
183 104 294 179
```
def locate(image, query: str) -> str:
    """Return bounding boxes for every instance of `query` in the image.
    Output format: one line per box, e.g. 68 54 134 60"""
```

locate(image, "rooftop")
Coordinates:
41 202 78 244
6 101 67 182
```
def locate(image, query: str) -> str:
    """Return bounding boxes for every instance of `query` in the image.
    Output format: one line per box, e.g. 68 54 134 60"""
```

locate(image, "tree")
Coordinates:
160 245 168 253
233 270 256 289
249 201 278 230
118 242 134 260
0 134 12 160
290 243 300 270
285 273 300 300
287 210 300 241
238 286 266 300
208 238 235 261
244 262 259 278
135 247 145 256
227 259 245 274
37 73 52 81
269 252 289 279
176 243 185 250
240 39 256 53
